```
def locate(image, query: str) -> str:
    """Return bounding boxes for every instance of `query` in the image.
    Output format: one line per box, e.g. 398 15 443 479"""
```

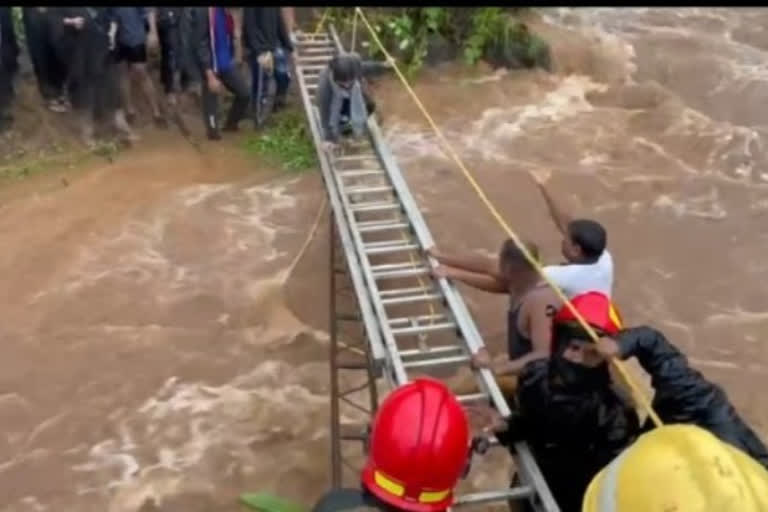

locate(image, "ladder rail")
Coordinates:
293 44 387 369
364 78 562 512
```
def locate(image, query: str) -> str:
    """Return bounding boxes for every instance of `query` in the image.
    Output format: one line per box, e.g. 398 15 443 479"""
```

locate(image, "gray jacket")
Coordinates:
315 55 388 142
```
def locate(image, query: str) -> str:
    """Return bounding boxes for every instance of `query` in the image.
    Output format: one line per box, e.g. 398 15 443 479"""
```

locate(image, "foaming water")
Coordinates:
6 8 768 511
377 7 768 445
0 165 335 511
32 180 300 307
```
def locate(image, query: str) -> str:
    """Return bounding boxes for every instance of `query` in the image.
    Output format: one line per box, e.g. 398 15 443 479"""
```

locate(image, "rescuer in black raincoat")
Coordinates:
596 325 768 469
491 292 640 512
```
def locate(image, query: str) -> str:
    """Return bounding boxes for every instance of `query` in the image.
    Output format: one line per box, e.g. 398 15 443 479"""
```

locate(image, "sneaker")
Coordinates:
207 129 222 141
47 99 67 113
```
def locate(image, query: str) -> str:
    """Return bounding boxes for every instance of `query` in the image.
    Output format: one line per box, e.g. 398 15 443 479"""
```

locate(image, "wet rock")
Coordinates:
425 33 458 66
485 24 552 72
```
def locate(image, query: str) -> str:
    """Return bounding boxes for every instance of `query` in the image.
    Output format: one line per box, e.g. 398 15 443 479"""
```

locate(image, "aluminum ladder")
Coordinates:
292 27 560 512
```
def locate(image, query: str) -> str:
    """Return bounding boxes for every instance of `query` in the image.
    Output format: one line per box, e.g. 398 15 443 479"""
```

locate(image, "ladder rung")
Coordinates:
388 313 446 326
364 239 413 248
379 286 431 298
352 202 401 213
299 64 328 70
365 243 419 256
457 392 489 404
454 486 534 506
358 221 409 233
381 292 441 305
346 185 393 195
335 154 377 161
299 55 335 62
402 354 469 369
297 36 331 43
372 266 430 280
399 345 463 358
339 170 384 178
391 322 456 336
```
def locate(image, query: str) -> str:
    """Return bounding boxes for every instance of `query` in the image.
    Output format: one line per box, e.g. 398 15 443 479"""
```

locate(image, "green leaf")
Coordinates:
240 493 305 512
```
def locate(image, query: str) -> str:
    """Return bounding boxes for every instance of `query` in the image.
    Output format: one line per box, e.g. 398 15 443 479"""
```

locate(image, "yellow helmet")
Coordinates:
582 424 768 512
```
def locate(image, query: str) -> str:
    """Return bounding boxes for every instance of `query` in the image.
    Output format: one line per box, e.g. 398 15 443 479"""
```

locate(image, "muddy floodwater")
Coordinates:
1 7 768 512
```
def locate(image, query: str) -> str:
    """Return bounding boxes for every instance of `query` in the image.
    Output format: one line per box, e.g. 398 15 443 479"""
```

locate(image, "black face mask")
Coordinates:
551 355 610 391
550 325 611 391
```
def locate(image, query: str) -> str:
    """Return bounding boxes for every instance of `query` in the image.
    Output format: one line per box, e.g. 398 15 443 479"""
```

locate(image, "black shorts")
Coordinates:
116 43 147 64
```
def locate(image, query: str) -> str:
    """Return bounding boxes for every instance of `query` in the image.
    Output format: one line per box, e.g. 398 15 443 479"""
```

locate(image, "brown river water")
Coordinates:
1 7 768 512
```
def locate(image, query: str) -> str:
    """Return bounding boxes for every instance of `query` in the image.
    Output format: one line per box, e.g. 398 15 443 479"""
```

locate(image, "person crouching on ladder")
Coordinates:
316 52 390 153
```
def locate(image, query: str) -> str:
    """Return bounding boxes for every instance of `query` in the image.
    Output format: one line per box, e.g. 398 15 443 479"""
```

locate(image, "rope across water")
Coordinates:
352 6 662 427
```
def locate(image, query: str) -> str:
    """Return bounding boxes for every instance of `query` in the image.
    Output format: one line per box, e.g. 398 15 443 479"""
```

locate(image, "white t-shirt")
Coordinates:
541 249 614 298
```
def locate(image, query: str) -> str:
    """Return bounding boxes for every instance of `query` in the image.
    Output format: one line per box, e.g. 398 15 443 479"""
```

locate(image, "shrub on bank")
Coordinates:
324 7 552 76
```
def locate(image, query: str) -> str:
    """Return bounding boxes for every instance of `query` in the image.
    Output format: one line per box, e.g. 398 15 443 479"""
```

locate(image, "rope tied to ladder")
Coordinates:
352 6 663 428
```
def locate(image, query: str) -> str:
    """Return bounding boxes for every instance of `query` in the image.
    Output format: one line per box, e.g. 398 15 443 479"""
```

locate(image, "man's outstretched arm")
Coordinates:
434 266 507 294
427 246 499 276
529 170 573 235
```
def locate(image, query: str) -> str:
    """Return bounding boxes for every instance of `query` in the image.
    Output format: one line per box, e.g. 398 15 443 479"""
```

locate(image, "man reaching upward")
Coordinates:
530 169 615 298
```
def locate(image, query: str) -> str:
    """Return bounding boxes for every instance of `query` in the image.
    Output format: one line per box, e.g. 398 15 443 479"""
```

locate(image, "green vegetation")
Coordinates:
11 7 25 47
241 109 317 173
324 7 550 76
0 141 118 182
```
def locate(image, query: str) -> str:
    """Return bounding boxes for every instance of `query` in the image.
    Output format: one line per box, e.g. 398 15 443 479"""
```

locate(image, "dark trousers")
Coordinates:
201 65 250 134
158 21 198 94
249 46 291 105
52 23 118 121
0 64 12 123
23 8 65 101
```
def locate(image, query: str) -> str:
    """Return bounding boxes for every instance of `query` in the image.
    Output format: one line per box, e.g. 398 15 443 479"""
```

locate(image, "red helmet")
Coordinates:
361 378 470 512
554 291 623 338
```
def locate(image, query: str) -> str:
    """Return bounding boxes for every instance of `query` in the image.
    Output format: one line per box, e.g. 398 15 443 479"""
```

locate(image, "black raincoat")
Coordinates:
497 357 640 512
617 326 768 469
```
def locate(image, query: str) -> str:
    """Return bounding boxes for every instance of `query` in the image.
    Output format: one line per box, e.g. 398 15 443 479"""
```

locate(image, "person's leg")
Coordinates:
157 23 175 97
362 89 376 116
273 46 291 109
99 49 138 142
249 52 261 102
200 74 220 140
0 63 13 131
39 10 70 110
128 45 165 125
281 7 296 35
23 9 55 103
114 46 136 122
67 33 96 146
218 67 250 132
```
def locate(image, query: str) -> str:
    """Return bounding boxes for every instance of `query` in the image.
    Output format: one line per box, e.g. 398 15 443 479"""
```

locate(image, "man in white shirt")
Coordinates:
530 169 615 298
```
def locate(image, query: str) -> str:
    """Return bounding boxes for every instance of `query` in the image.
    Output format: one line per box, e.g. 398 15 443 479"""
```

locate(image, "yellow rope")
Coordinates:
353 6 662 427
287 197 328 277
313 9 330 35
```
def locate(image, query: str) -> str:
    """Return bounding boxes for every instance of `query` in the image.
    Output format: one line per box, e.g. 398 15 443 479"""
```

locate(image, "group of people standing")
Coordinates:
0 7 298 146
